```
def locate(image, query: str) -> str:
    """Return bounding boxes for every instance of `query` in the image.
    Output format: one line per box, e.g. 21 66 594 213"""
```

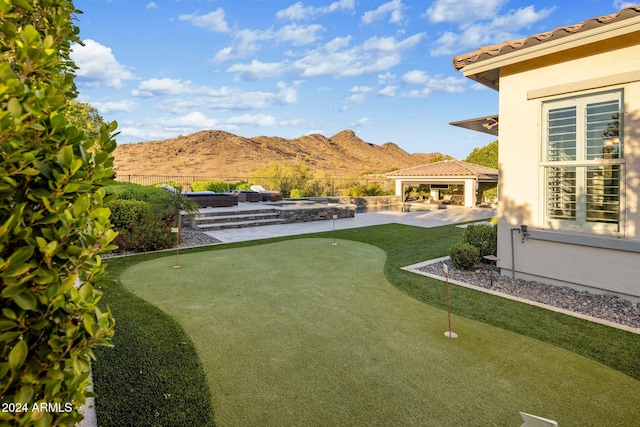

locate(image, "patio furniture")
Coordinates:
250 185 283 202
183 192 238 208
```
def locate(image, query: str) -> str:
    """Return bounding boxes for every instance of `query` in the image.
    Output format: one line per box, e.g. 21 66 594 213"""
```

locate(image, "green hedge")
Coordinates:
190 180 251 192
109 199 154 230
105 182 172 203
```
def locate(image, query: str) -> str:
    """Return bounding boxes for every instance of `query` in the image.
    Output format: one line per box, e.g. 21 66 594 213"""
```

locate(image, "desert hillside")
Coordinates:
113 129 448 178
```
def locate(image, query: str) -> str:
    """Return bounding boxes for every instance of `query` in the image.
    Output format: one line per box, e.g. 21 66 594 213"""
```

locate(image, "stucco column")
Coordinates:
395 179 404 197
464 178 476 207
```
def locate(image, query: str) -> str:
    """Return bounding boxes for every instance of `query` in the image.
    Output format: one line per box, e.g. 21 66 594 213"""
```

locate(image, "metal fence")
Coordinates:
113 174 395 195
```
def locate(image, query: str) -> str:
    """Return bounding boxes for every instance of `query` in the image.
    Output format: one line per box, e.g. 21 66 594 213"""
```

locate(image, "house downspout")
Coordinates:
510 225 529 279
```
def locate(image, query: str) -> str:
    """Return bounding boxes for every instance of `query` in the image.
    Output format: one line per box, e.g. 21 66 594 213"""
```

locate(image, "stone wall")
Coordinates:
280 205 355 222
327 195 402 207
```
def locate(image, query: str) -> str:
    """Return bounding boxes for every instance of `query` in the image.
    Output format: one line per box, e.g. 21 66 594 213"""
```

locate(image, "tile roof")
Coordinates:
386 160 498 179
452 5 640 71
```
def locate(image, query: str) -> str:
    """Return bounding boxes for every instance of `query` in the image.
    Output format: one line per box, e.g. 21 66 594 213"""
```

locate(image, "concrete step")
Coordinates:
196 218 288 231
194 208 280 218
194 212 281 225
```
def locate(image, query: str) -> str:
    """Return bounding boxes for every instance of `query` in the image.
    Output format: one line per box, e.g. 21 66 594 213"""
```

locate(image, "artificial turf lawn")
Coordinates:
116 238 640 426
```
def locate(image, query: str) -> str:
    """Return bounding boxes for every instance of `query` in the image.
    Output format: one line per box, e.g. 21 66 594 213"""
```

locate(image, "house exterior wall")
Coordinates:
496 41 640 300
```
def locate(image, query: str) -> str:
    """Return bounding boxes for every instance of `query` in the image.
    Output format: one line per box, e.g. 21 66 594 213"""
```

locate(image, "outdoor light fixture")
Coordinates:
520 224 529 242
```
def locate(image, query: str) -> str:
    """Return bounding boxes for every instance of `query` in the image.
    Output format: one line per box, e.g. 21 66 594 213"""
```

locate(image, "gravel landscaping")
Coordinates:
419 260 640 329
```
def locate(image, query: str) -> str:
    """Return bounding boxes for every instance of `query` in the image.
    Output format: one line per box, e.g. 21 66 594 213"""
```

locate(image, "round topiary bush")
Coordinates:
448 242 480 270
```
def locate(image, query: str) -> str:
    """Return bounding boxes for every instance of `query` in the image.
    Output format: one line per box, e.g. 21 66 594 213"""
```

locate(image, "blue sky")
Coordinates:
72 0 636 159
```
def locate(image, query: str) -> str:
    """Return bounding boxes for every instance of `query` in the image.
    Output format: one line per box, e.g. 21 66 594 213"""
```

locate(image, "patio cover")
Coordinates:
386 160 498 207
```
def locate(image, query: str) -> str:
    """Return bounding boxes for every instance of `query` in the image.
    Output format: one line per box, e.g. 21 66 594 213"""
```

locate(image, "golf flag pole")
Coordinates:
172 227 181 268
443 263 457 338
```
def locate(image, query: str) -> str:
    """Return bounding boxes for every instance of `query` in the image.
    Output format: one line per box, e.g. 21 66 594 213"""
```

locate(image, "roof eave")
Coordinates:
457 14 640 90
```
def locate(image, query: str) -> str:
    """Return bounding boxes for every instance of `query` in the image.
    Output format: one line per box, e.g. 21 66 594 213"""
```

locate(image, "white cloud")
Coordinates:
131 78 297 110
362 0 404 25
378 85 397 97
146 2 158 10
227 60 287 81
130 78 195 97
92 100 137 114
613 1 637 9
378 72 395 84
351 117 371 127
276 81 301 104
213 28 264 62
402 70 429 85
214 24 323 63
179 8 230 32
425 0 507 24
400 71 467 97
226 113 276 127
294 33 423 77
346 85 372 103
275 24 324 45
276 0 355 21
70 39 135 89
430 5 556 56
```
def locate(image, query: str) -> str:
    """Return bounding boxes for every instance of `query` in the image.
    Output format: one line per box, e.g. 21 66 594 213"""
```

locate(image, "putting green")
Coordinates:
120 238 640 426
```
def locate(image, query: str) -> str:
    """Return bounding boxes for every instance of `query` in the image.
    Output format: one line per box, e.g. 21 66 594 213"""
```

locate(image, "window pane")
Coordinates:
585 99 621 160
546 167 576 220
586 165 620 225
547 106 576 161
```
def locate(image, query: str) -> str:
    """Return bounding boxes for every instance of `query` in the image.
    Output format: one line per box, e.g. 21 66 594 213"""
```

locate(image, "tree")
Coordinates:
1 1 117 425
64 100 104 149
464 140 498 169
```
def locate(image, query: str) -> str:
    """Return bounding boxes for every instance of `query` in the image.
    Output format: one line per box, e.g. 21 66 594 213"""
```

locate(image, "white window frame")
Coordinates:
540 89 625 234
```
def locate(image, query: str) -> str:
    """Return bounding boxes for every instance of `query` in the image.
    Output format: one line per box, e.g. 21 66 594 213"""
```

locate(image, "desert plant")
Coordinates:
0 2 117 424
448 243 480 270
463 224 497 259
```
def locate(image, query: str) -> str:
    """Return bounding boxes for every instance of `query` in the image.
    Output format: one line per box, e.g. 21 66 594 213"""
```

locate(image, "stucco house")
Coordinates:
452 6 640 300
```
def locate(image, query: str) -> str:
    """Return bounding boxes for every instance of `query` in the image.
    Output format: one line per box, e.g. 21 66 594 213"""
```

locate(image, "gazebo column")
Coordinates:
463 178 476 207
395 179 404 197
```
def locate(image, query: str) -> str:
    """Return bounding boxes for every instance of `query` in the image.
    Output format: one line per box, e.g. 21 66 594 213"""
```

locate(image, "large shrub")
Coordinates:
463 224 497 259
108 199 155 230
448 243 480 270
0 2 117 425
107 193 189 253
104 181 172 203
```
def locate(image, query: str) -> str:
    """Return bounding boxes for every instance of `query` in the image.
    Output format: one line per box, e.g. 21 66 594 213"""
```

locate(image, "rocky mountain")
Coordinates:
113 129 448 178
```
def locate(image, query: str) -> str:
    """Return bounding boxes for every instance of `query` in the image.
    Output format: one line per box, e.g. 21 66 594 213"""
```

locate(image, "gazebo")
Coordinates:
386 160 498 208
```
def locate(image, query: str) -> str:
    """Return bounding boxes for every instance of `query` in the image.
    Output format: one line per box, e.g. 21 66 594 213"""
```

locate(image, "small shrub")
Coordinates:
290 188 307 198
449 242 480 270
463 224 497 259
230 181 251 191
113 219 176 253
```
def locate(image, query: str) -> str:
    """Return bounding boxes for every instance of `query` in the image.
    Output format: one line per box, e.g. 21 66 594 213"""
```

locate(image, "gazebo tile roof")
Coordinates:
387 160 498 179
